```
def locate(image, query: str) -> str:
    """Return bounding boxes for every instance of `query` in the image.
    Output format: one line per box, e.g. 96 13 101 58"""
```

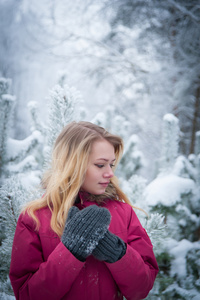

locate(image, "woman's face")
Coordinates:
81 139 116 195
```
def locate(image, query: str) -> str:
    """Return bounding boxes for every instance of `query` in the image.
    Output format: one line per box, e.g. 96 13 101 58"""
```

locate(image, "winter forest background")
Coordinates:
0 0 200 299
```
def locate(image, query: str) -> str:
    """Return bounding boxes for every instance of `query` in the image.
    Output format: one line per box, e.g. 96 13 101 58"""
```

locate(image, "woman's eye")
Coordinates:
95 163 115 169
95 164 104 168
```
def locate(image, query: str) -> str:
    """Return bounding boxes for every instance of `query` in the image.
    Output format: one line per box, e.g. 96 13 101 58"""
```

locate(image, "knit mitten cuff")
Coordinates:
92 230 126 263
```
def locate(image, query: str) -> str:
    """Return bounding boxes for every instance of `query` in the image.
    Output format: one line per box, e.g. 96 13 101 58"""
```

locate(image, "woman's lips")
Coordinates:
99 182 109 187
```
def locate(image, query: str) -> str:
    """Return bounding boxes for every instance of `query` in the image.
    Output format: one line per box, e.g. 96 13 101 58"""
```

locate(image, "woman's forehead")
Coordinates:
90 139 115 160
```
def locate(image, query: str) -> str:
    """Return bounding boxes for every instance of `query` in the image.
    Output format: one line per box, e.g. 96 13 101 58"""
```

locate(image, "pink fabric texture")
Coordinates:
9 195 159 300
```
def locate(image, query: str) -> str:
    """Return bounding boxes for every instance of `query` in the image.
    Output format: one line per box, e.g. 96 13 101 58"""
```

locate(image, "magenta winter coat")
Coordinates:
9 196 159 300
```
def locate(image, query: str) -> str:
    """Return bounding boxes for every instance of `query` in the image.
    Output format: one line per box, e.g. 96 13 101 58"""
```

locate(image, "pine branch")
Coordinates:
167 0 200 23
44 84 82 168
160 113 179 172
6 131 43 162
143 213 168 256
0 94 16 179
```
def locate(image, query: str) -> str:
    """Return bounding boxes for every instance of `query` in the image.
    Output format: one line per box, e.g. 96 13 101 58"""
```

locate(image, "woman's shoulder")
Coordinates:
18 206 51 231
106 199 141 225
106 199 133 211
105 199 136 221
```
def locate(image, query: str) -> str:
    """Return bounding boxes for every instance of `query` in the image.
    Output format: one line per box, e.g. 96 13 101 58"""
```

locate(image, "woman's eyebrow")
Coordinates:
96 158 116 162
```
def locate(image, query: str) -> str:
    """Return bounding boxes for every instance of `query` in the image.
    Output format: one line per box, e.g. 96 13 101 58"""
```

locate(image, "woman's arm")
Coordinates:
106 205 159 300
9 213 84 300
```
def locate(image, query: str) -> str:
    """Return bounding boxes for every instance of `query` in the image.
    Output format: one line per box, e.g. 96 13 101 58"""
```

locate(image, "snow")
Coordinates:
163 282 200 299
6 131 43 160
19 170 42 189
1 94 16 102
91 112 106 127
176 204 199 225
0 292 15 300
27 101 38 109
0 78 11 94
163 113 179 124
173 155 197 179
0 77 10 83
145 174 195 207
167 238 200 278
6 155 38 173
125 134 139 148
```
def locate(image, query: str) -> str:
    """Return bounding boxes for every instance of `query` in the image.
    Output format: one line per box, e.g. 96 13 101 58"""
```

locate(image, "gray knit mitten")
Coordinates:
92 230 126 263
61 205 111 261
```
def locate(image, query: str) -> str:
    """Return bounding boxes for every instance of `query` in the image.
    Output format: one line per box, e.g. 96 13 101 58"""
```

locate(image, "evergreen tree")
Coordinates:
94 0 200 157
44 84 82 168
160 114 179 172
119 134 144 180
0 178 35 297
145 113 200 299
0 77 45 298
0 81 83 298
0 78 15 183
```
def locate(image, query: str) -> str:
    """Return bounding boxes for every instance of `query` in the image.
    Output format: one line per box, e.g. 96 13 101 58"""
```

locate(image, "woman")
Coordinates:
9 121 159 300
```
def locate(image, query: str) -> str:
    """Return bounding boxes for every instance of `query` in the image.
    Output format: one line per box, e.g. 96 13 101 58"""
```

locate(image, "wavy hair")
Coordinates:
24 121 136 236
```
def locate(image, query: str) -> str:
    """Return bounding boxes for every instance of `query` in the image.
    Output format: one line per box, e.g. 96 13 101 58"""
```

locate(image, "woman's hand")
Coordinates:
92 230 126 263
61 205 111 261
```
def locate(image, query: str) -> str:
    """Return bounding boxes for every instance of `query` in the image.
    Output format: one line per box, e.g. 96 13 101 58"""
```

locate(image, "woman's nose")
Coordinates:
103 166 114 178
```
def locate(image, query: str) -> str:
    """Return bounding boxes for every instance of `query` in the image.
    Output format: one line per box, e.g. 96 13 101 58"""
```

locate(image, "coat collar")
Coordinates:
77 191 110 208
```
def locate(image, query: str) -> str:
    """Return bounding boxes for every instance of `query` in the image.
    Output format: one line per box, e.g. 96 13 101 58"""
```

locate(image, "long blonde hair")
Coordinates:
24 121 136 236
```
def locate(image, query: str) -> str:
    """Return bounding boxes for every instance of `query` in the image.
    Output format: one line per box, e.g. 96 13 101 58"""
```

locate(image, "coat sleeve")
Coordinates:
9 213 85 300
106 205 159 300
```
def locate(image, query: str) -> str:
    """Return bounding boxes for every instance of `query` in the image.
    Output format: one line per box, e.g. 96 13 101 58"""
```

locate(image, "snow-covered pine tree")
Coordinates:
160 113 179 172
194 131 200 187
118 174 168 300
119 134 144 180
111 114 131 142
0 78 15 183
91 108 131 143
0 77 44 298
0 77 43 187
122 174 147 208
91 111 107 128
121 174 167 255
0 82 84 298
43 84 82 168
111 114 145 180
0 178 34 297
146 114 198 241
145 113 200 299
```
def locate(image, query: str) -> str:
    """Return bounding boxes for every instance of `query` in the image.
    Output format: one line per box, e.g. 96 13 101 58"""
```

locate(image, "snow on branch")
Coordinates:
160 113 179 172
44 84 82 167
6 131 43 162
143 213 167 255
0 78 11 96
27 101 44 133
145 174 195 207
0 90 16 178
168 0 200 23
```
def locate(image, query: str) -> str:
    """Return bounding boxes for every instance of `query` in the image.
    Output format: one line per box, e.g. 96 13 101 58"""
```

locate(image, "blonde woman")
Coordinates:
9 121 159 300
